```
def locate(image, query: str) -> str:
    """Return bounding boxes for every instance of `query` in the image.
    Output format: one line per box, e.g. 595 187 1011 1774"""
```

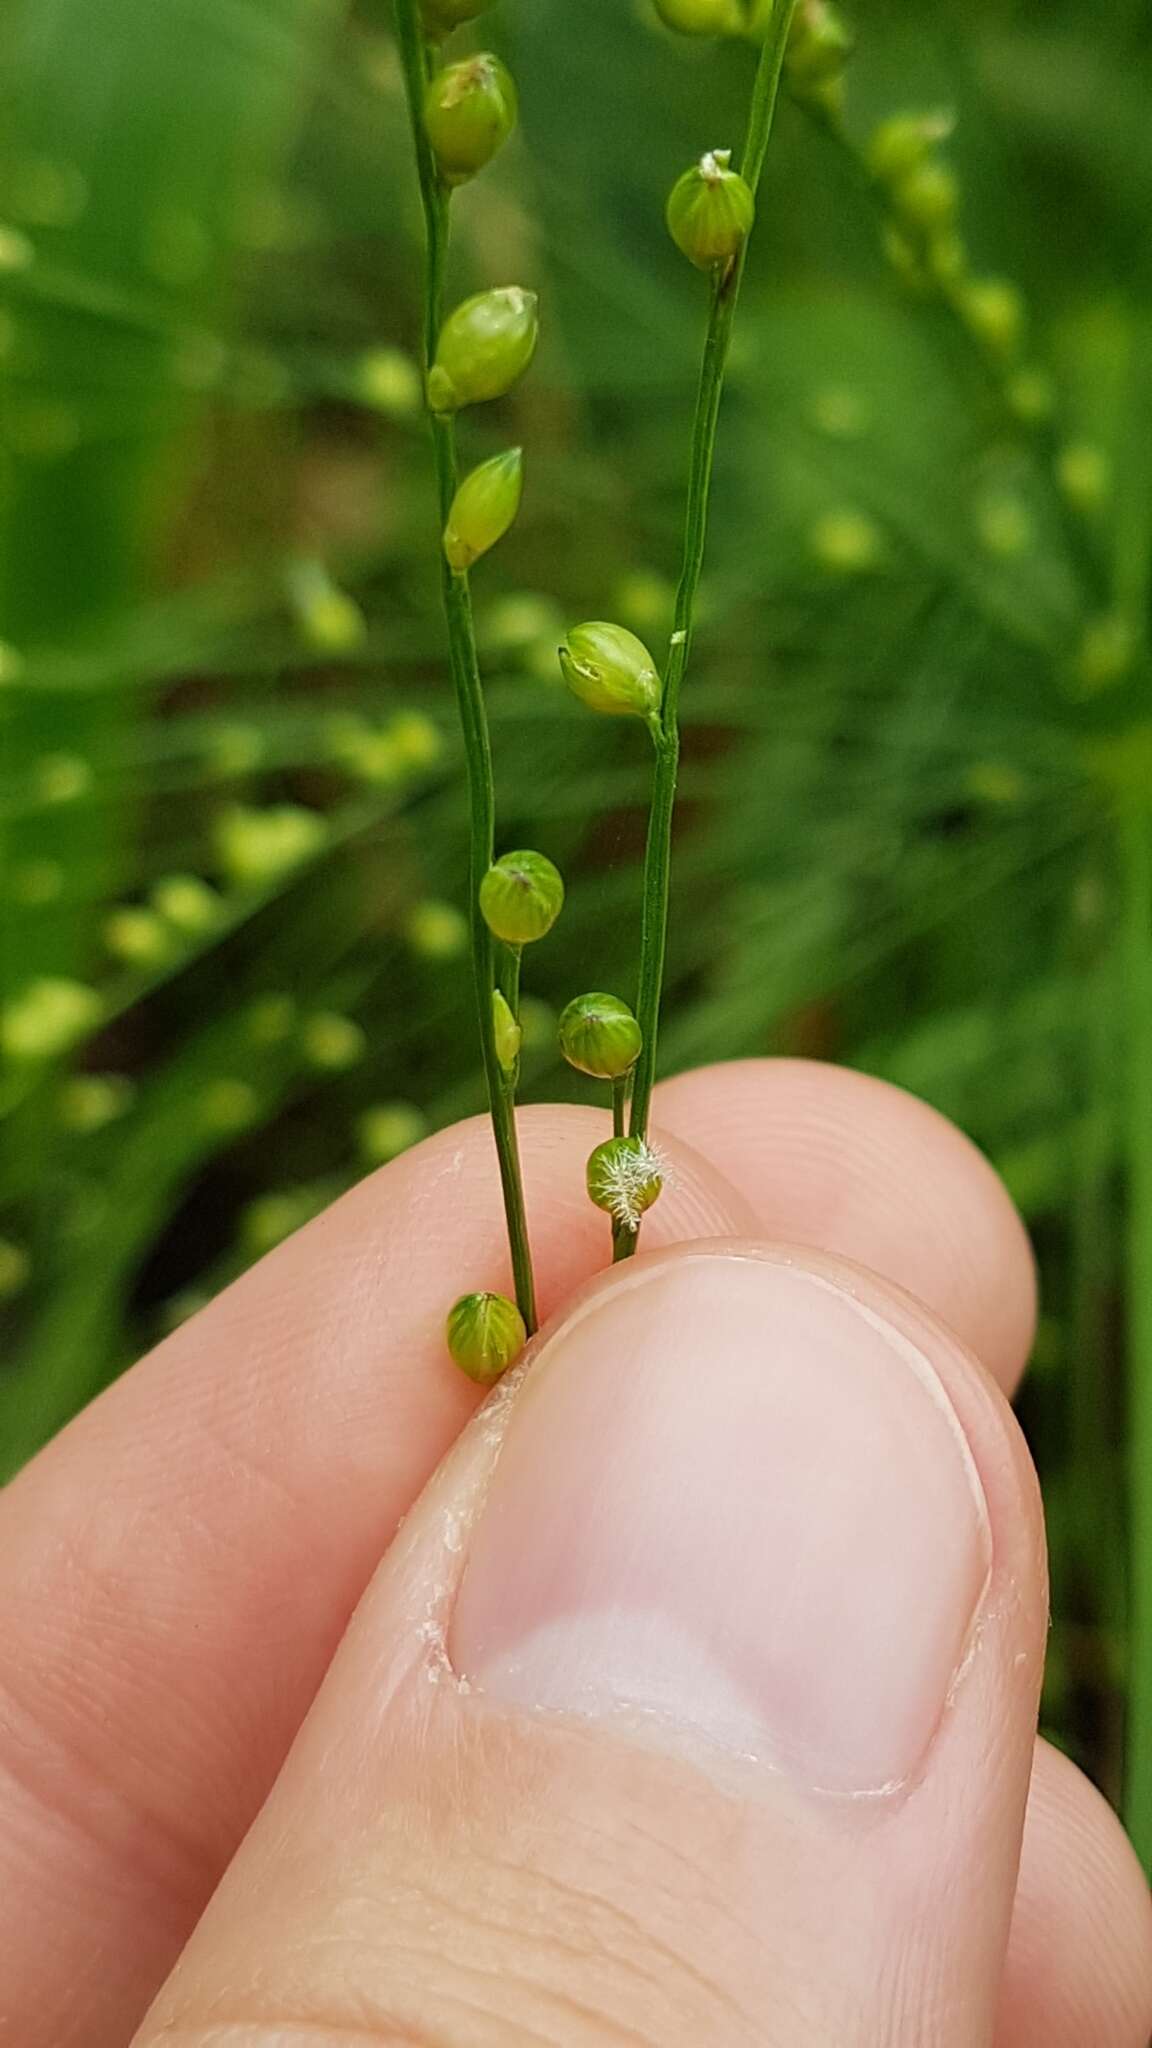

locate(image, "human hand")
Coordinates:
2 1061 1149 2045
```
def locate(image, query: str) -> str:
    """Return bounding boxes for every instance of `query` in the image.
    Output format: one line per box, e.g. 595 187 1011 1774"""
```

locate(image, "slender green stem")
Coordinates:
394 0 537 1331
1121 797 1152 1871
627 718 679 1147
611 1073 627 1139
626 0 798 1162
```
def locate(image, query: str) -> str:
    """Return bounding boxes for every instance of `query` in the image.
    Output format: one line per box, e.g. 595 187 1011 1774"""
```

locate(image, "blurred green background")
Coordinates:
2 0 1151 1849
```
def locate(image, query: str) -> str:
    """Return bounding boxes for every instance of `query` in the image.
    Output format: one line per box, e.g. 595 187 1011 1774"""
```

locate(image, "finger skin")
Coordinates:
0 1065 1138 2047
0 1107 753 2048
656 1059 1037 1393
136 1241 1049 2048
998 1739 1152 2046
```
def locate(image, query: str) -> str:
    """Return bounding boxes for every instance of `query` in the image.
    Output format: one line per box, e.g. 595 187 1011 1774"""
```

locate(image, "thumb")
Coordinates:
136 1243 1045 2047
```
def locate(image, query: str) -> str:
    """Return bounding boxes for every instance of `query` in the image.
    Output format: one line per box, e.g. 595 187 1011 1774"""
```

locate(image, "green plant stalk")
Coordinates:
611 1220 633 1263
611 1074 628 1140
627 0 798 1161
1121 796 1152 1870
393 0 537 1331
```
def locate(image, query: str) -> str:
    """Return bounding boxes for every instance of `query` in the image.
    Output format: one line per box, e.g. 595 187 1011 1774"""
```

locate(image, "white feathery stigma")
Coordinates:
598 1139 667 1230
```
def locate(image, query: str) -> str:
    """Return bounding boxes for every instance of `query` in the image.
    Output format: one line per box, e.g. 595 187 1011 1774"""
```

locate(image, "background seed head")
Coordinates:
785 0 854 87
866 109 956 186
959 276 1025 358
651 0 744 35
891 159 959 236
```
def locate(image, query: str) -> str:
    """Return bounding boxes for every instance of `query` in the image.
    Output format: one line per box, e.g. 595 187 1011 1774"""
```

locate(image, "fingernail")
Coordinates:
450 1253 991 1794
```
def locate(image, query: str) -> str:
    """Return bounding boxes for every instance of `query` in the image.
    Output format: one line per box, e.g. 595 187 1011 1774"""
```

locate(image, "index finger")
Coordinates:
0 1101 751 2048
656 1057 1037 1391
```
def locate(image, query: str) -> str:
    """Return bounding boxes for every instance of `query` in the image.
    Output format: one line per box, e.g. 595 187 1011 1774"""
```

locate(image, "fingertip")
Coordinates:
655 1057 1037 1391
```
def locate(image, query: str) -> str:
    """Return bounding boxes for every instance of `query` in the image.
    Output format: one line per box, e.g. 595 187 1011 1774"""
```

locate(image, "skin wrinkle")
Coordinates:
164 1696 769 2045
483 1845 735 2001
4 1429 312 1900
184 1386 325 1533
152 1957 663 2048
422 1848 753 2033
292 1857 747 2040
195 1285 401 1461
609 1801 770 1951
877 1930 988 2048
874 1807 1002 2047
211 1241 418 1451
0 1355 395 2007
0 1759 194 1986
168 1388 373 1721
151 2025 498 2047
494 1780 773 2019
488 1826 813 2048
0 1659 214 1919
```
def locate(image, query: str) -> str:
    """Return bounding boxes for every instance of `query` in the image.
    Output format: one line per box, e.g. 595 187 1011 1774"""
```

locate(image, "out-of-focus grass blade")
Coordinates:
0 0 340 981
